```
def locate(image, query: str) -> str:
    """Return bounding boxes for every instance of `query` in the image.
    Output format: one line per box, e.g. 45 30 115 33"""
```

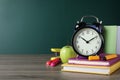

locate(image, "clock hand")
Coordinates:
88 36 98 42
80 36 88 43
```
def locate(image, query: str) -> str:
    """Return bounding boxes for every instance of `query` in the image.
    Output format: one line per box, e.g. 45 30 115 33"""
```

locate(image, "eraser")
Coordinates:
104 54 117 60
88 55 100 61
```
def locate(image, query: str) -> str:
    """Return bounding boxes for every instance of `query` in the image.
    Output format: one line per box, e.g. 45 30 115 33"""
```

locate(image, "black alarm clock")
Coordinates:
72 15 104 57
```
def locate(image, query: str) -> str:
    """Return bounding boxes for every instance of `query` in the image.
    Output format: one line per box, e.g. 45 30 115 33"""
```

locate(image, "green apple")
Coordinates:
60 45 77 63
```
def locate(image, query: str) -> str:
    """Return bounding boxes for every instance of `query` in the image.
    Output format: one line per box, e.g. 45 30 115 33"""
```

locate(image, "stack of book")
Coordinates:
61 54 120 75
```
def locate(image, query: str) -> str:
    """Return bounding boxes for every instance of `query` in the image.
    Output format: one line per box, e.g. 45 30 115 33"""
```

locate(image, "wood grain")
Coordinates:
0 54 119 80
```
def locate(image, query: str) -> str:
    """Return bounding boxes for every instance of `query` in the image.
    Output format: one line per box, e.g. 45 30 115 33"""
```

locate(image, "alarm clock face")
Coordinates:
72 27 103 56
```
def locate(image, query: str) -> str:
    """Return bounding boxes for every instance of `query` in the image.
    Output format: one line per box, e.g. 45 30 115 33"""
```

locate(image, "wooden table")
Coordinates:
0 54 120 80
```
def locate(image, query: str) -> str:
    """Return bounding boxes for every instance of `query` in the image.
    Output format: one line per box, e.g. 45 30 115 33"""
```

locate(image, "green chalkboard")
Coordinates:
0 0 119 54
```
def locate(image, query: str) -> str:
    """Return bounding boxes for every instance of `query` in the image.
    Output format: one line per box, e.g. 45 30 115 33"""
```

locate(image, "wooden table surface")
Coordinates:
0 54 120 80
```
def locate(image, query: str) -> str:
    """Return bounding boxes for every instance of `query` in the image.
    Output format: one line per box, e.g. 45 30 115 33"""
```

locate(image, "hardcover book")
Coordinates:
68 55 120 66
104 25 117 54
61 61 120 75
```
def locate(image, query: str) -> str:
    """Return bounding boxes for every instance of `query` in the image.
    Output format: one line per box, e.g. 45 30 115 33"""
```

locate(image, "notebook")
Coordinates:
68 55 120 66
61 61 120 75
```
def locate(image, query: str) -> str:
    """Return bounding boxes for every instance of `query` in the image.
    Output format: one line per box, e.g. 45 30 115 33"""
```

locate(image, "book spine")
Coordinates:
117 26 120 54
